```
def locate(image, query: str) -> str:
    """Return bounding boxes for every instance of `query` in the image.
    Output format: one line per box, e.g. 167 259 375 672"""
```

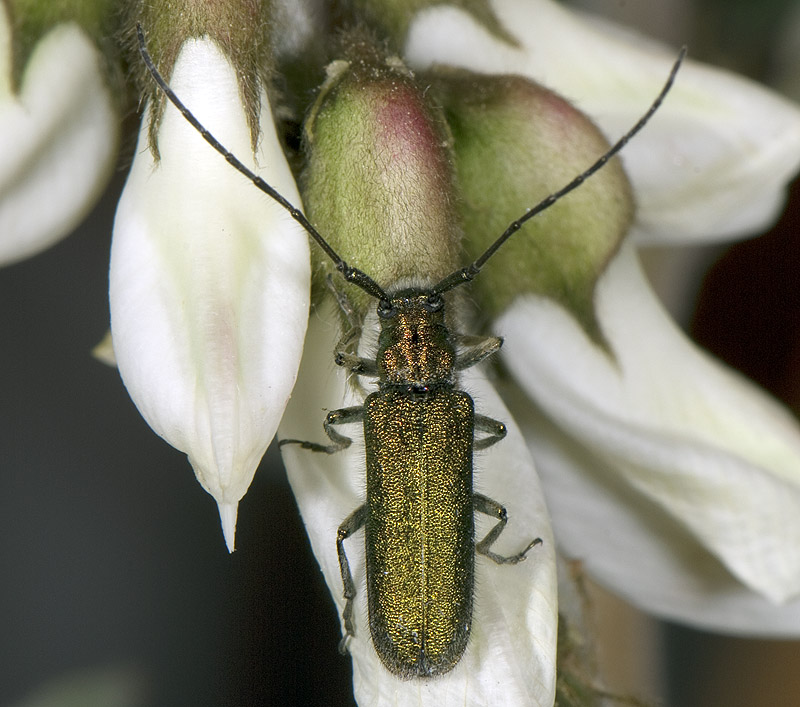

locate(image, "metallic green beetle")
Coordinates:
138 24 684 678
286 287 540 676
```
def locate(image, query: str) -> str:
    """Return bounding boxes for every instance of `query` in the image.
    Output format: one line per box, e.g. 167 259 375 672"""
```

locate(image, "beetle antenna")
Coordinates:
431 46 687 296
135 23 389 303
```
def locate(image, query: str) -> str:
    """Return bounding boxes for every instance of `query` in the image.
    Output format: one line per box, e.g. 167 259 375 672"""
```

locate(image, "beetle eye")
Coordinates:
424 294 443 312
377 300 396 319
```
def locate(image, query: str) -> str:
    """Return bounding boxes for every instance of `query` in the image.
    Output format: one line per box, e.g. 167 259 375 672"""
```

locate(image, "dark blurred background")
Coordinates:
3 1 800 705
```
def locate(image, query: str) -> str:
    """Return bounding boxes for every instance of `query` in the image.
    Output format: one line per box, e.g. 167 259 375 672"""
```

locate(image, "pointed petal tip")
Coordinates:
91 330 116 367
218 501 238 553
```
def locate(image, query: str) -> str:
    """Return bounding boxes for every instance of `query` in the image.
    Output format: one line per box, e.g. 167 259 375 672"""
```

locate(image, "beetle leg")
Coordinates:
333 328 378 377
326 273 360 327
454 334 503 370
474 493 542 564
337 503 368 653
473 414 507 451
279 405 364 454
328 274 377 378
327 277 377 399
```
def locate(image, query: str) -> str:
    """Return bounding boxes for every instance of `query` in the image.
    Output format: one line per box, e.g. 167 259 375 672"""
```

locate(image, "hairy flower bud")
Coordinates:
301 39 462 313
433 68 632 342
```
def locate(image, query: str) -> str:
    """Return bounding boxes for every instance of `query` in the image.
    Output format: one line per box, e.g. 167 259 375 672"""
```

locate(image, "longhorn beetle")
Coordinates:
137 24 685 678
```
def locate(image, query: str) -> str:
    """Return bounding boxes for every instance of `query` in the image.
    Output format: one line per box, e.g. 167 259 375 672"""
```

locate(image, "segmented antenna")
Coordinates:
431 47 687 296
135 24 389 303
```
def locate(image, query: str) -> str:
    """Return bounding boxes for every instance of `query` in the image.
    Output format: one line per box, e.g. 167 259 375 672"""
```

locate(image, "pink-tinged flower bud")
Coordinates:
432 68 632 342
301 40 461 313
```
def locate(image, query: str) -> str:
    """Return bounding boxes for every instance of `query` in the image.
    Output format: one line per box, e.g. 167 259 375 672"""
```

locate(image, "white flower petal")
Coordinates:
497 244 800 615
405 0 800 243
506 390 800 635
110 38 310 551
280 303 557 706
0 15 117 264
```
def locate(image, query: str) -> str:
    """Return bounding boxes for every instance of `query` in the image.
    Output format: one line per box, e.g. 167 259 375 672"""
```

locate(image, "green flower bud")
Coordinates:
302 39 462 315
433 68 634 344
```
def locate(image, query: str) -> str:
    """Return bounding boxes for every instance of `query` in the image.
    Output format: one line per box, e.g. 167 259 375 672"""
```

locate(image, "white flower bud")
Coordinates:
0 10 117 264
110 37 310 551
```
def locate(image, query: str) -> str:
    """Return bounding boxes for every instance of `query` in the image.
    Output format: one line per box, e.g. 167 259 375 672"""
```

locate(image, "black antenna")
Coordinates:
135 24 389 303
431 46 688 297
